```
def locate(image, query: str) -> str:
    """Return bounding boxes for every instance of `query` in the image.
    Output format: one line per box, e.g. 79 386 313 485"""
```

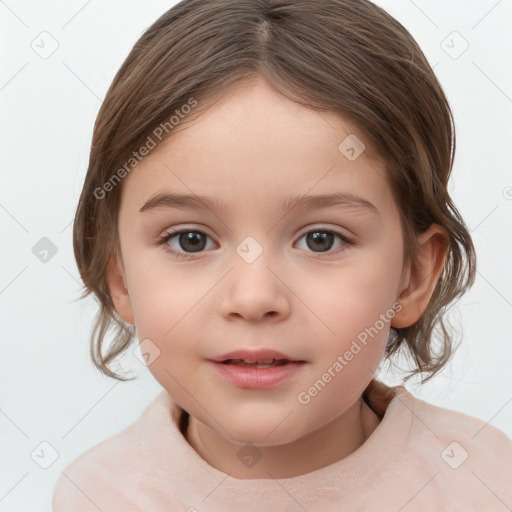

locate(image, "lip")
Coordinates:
208 360 306 389
209 348 303 364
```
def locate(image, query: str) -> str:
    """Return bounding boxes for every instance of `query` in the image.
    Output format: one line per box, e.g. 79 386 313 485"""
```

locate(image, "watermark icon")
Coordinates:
237 442 263 468
441 441 468 469
133 338 161 366
31 31 59 59
31 441 59 469
441 31 469 60
503 186 512 200
32 237 58 263
297 301 402 405
236 236 264 264
93 98 198 200
338 134 366 161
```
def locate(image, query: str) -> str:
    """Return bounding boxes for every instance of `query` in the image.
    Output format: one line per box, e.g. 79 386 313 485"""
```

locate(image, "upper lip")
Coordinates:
209 349 304 363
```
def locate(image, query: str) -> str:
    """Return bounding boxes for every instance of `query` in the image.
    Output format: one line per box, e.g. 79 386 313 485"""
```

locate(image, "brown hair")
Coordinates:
73 0 476 383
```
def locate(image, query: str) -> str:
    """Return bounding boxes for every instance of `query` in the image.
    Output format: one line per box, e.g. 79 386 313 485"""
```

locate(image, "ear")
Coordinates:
106 253 135 325
391 224 448 329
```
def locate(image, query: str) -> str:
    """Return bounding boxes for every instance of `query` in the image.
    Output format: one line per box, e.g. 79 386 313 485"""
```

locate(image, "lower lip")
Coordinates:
208 361 306 389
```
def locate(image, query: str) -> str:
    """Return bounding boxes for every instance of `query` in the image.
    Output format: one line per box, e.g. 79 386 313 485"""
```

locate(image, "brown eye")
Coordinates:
295 228 352 257
306 231 336 252
157 229 215 258
174 231 207 253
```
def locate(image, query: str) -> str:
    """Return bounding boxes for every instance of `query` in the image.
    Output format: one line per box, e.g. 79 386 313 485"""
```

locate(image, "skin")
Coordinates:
106 76 447 479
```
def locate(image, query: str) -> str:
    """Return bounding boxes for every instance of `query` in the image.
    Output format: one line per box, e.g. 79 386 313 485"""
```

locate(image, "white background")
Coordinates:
1 0 511 510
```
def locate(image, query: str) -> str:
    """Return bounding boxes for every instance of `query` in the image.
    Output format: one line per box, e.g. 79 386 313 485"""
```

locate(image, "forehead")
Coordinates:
119 78 394 219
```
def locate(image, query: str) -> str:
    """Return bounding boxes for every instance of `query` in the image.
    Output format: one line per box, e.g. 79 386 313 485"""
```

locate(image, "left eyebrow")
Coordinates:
139 191 380 216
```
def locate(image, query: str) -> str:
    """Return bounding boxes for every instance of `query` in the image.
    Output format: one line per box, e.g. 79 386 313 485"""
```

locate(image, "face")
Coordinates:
112 77 409 446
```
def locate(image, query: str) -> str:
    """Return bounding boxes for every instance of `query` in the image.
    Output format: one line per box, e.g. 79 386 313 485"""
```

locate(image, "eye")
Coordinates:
156 229 216 259
156 226 354 260
295 227 353 257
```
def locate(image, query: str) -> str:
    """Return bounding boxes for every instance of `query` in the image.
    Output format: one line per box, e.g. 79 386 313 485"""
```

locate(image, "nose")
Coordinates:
218 253 291 323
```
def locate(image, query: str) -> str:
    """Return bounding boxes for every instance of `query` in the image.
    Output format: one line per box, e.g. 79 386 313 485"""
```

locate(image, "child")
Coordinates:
52 0 512 510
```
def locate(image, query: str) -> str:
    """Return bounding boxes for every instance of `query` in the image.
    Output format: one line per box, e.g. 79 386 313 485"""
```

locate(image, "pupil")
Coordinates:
180 232 205 252
307 231 333 252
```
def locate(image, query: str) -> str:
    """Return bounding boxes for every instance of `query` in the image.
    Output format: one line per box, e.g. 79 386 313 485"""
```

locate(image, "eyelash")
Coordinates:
155 227 354 260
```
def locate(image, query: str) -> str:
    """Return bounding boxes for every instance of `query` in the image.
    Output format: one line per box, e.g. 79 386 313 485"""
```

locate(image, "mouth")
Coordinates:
208 352 307 389
209 348 305 365
220 358 294 368
208 349 306 388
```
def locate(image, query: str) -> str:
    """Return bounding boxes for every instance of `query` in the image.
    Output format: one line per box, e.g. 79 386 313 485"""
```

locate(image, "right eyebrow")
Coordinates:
139 191 231 215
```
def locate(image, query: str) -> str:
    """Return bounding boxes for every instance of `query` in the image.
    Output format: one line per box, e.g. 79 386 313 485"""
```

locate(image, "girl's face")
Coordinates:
112 77 409 447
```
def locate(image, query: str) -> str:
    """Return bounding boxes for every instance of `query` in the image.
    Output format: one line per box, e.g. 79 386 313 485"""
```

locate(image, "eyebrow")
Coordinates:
139 190 379 216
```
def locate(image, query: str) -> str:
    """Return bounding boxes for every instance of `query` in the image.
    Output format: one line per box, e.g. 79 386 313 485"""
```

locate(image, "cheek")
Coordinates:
296 246 402 397
126 256 206 334
344 239 403 313
302 251 402 344
123 261 209 391
127 271 206 401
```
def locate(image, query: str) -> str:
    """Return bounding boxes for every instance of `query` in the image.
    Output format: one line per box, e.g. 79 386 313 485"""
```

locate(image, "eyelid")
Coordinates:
296 222 353 238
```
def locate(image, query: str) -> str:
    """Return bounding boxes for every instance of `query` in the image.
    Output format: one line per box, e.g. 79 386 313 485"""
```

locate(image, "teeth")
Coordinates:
224 358 288 368
230 358 276 364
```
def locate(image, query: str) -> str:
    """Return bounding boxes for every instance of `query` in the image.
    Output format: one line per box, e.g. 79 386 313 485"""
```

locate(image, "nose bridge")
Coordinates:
233 233 279 295
219 233 290 321
235 233 267 266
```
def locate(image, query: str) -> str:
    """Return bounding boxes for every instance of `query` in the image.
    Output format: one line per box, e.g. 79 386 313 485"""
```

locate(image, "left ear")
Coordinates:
392 224 448 329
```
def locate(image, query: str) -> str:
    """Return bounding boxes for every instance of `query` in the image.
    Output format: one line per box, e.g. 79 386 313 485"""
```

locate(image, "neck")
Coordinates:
185 396 381 479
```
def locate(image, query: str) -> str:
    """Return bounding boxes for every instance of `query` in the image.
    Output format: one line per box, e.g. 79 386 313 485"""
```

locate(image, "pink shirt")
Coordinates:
52 381 512 511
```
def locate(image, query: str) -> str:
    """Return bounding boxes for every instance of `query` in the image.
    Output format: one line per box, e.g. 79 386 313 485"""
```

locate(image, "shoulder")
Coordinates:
359 382 512 510
404 388 512 451
52 422 143 511
395 387 512 506
52 390 171 511
369 380 512 461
